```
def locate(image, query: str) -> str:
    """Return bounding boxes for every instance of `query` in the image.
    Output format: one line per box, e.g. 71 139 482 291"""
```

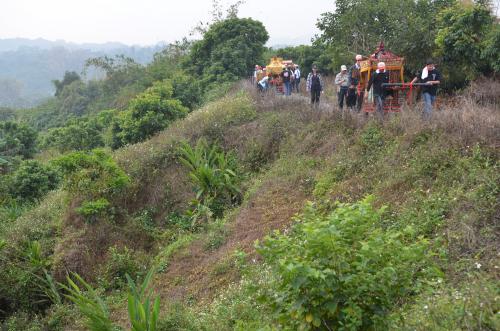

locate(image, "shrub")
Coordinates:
0 121 38 159
53 149 129 200
42 121 104 152
52 149 128 222
99 245 144 290
112 81 188 148
8 160 60 202
75 198 111 223
257 197 440 330
178 139 241 223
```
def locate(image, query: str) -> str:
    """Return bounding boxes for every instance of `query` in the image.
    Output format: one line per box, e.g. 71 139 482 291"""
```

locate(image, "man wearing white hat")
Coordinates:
348 54 364 111
367 62 389 119
335 65 350 111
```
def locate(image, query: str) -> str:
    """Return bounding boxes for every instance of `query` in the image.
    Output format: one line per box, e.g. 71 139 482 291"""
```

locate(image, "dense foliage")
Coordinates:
316 0 455 72
258 197 439 330
53 149 129 222
435 1 498 88
1 3 499 330
111 81 188 148
0 121 37 160
187 17 269 84
314 0 499 86
7 160 60 202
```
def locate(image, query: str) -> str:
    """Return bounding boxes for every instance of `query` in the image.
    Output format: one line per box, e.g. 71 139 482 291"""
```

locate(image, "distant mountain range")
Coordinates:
0 38 166 53
0 38 167 108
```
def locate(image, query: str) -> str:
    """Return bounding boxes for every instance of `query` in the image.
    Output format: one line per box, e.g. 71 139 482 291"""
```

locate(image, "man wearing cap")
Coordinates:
348 55 364 112
411 59 441 118
367 62 389 120
335 65 350 111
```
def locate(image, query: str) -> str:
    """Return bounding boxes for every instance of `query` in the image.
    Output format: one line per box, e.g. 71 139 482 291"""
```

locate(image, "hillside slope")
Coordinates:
1 83 498 330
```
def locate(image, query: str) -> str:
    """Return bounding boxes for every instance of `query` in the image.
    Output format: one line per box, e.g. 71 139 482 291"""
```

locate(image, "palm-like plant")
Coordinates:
61 268 160 331
126 268 160 331
61 273 115 331
178 139 241 223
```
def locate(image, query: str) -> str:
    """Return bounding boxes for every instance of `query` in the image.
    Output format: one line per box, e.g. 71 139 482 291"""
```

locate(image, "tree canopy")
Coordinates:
187 17 269 84
316 0 454 73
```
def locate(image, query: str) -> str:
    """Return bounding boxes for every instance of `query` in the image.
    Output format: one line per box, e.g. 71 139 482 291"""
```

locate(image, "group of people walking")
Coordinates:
333 54 441 118
254 65 301 96
254 54 441 118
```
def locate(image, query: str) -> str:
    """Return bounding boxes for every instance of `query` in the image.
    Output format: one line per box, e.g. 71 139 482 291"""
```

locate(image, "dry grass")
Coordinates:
466 75 500 106
396 96 500 148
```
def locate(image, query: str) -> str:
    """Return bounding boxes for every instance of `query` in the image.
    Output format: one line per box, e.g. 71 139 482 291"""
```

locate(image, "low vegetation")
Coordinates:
1 1 499 330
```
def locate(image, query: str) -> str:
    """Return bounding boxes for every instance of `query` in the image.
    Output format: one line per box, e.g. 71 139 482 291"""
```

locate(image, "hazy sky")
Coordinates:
0 0 334 46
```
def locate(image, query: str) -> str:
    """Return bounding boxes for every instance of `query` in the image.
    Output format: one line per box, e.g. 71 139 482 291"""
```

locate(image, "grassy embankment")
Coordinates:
1 82 498 330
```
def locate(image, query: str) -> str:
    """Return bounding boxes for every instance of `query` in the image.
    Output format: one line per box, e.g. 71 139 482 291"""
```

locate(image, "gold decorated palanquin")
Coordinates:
360 42 406 112
260 57 295 93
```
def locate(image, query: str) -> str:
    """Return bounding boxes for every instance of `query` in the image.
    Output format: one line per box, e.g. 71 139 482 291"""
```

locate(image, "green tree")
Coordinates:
435 1 497 88
0 121 37 159
84 55 144 96
187 17 269 85
8 160 60 201
481 23 500 72
316 0 454 73
43 121 104 152
144 39 193 84
170 73 203 110
112 81 188 148
52 71 81 97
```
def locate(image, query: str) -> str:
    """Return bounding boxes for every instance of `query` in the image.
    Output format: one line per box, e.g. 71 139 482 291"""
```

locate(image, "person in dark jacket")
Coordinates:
348 54 364 112
367 62 389 120
281 66 293 96
411 59 441 119
306 65 324 108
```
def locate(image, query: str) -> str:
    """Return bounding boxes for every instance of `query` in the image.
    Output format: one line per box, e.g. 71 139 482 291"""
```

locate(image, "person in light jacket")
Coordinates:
293 65 301 93
335 65 350 111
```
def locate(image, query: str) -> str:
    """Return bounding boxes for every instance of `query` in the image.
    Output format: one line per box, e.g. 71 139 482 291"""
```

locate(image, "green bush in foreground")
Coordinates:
257 197 441 331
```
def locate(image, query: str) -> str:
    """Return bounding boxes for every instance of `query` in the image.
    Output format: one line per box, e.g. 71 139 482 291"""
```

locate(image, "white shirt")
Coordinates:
258 76 269 86
294 69 301 79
